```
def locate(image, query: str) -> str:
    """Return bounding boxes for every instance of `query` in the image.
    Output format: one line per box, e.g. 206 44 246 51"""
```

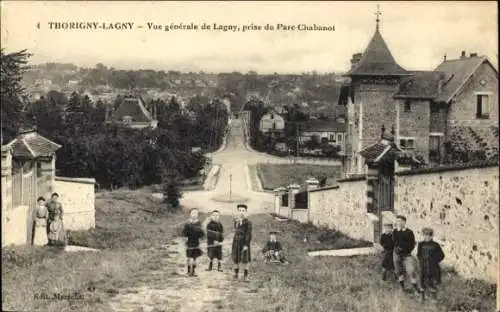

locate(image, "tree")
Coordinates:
1 49 32 142
67 91 82 112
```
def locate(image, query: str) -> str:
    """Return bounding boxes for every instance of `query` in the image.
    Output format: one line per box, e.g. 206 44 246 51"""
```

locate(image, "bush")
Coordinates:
162 175 182 211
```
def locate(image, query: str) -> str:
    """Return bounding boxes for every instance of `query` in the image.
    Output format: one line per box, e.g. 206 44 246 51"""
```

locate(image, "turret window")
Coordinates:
404 100 412 112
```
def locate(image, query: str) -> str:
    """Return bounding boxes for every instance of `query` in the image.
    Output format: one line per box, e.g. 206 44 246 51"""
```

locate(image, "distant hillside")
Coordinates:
23 63 346 114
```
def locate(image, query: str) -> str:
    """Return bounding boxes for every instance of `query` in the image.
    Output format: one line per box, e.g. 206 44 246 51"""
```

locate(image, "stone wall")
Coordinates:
394 165 499 283
54 177 96 231
308 179 377 242
3 205 29 246
291 209 309 223
308 163 498 282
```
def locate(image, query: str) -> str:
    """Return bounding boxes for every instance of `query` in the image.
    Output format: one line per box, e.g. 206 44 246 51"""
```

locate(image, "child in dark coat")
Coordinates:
262 231 288 264
205 210 224 272
380 223 395 281
182 208 205 277
417 227 445 299
232 204 252 281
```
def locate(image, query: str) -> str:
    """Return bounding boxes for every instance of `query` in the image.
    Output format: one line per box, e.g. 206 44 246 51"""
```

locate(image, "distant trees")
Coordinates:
3 53 227 190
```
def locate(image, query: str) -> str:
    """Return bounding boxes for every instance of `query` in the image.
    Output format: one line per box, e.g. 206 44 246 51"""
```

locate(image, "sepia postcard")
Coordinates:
1 1 498 312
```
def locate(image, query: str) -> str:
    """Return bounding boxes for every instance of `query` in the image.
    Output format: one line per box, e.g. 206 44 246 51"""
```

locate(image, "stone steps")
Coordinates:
307 246 379 257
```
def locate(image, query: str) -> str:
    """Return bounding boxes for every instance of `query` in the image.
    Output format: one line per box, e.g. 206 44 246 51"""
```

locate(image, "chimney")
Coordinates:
381 124 386 139
350 53 363 69
443 54 447 61
470 52 478 57
460 51 466 59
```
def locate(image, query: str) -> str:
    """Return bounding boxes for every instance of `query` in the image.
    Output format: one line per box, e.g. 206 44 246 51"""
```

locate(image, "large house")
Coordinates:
298 119 348 152
107 96 158 129
341 14 498 175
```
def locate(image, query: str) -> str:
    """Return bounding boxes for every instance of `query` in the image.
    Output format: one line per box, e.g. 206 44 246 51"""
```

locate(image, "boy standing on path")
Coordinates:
182 208 205 277
205 210 224 272
232 204 252 282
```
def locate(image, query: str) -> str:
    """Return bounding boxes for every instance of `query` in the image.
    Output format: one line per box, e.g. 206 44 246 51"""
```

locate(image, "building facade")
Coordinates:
342 15 498 175
259 111 285 133
298 120 347 152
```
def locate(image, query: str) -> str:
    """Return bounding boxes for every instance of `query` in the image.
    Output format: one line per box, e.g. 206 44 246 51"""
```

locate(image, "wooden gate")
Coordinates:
294 191 308 209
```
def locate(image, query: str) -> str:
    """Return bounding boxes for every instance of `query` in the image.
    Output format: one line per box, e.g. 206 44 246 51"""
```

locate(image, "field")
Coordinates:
256 163 342 190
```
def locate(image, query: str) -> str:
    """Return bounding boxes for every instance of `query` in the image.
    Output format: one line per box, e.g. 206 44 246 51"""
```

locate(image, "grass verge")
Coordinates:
257 163 342 190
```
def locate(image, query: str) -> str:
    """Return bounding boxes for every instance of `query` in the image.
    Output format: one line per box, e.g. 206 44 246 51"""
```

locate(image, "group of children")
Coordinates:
181 204 287 280
182 208 444 302
380 215 445 300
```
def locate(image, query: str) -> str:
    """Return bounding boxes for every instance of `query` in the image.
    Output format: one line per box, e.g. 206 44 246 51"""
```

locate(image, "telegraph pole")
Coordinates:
295 123 300 164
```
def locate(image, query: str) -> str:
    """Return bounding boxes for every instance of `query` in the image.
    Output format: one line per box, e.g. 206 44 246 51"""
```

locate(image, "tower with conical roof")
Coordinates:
344 5 410 174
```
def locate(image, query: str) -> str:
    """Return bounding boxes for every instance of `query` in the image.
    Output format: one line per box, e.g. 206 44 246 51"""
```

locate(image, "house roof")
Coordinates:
360 141 391 163
299 120 347 133
393 56 497 102
5 131 61 159
345 28 408 77
433 56 494 103
394 71 444 99
111 96 153 122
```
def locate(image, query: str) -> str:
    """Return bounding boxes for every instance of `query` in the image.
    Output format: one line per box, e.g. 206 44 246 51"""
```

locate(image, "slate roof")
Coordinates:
112 96 153 122
345 28 408 77
394 71 444 99
5 131 61 159
433 56 493 103
393 56 497 102
299 120 347 133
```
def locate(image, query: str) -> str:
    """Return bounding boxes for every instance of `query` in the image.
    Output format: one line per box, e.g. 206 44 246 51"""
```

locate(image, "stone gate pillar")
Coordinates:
287 184 301 218
273 187 287 215
2 146 13 247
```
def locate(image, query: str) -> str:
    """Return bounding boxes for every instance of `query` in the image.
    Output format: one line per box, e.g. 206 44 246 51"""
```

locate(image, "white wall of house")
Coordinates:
259 113 285 132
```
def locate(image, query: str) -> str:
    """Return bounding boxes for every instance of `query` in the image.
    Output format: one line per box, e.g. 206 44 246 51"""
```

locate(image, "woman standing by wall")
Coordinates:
47 193 65 246
33 196 48 246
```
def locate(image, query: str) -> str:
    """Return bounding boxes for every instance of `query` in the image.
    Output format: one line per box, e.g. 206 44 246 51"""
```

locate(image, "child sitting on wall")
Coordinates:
380 223 395 281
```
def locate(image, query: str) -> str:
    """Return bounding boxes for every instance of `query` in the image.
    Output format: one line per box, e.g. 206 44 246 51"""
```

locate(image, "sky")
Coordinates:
1 1 498 74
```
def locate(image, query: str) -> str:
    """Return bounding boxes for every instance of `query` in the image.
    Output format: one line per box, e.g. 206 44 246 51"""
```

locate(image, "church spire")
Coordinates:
375 4 382 31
